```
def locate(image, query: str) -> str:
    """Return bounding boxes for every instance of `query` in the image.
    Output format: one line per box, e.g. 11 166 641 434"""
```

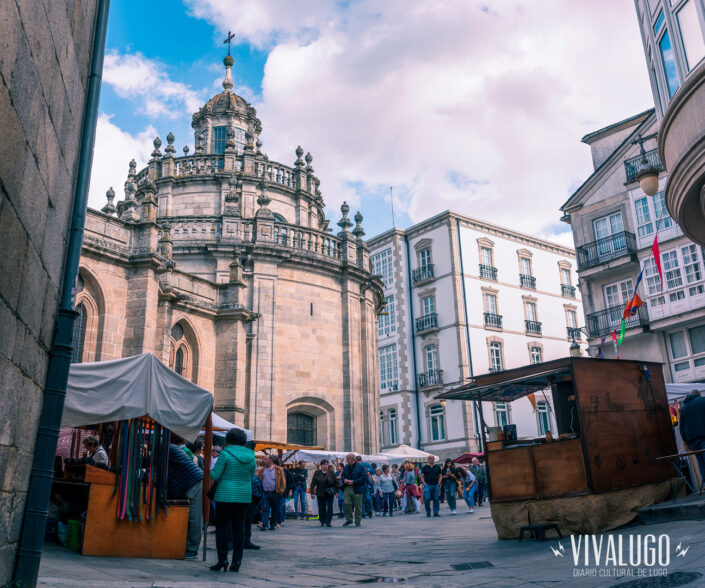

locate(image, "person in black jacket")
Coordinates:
309 459 337 527
340 453 366 527
167 441 204 560
679 391 705 479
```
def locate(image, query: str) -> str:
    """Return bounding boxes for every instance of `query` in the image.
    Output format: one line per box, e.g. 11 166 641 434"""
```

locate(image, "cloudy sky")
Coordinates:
90 0 655 244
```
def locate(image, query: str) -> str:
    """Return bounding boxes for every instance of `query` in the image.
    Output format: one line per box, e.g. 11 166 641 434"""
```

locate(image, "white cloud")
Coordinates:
103 51 206 118
170 1 655 241
88 114 155 211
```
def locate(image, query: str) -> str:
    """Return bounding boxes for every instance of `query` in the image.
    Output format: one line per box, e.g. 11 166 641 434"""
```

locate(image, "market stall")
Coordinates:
54 353 214 558
382 444 439 465
439 357 677 539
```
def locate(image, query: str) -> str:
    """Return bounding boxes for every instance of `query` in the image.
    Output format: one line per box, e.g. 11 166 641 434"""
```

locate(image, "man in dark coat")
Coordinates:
167 442 204 559
679 390 705 479
341 453 367 526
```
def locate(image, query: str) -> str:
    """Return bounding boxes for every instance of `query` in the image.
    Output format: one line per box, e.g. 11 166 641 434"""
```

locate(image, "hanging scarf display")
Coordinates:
113 418 170 522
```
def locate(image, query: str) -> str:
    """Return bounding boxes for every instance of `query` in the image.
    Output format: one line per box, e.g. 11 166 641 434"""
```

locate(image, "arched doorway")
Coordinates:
287 413 316 446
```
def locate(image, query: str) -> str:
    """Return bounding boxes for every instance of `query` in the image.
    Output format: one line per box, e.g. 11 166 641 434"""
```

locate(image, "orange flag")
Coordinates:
527 393 537 412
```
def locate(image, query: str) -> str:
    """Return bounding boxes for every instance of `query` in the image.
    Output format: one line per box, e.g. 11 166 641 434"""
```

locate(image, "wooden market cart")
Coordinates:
438 357 678 539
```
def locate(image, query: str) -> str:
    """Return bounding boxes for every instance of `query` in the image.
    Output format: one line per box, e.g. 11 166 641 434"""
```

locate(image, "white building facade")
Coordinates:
561 109 705 383
368 212 583 459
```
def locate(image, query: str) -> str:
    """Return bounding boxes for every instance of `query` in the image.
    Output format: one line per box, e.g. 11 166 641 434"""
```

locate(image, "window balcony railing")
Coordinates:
576 231 637 271
415 313 438 333
479 264 498 281
561 284 576 298
488 366 503 373
624 148 664 184
585 304 649 338
567 326 583 340
412 264 435 284
417 369 444 389
484 312 503 329
520 274 536 289
525 320 542 335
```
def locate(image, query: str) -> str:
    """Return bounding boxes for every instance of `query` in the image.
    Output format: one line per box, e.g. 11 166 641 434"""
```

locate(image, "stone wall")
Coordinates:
0 0 98 579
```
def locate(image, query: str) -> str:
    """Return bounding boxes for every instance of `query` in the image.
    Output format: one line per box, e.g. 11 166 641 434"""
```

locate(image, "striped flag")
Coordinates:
611 330 620 359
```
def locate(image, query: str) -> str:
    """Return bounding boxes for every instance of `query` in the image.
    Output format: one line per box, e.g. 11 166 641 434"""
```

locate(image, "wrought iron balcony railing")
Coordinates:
484 312 503 329
412 264 435 284
520 274 536 289
576 231 638 271
525 320 542 335
624 148 664 184
479 264 498 281
567 326 583 340
417 369 444 389
561 284 576 298
415 313 438 333
585 304 649 338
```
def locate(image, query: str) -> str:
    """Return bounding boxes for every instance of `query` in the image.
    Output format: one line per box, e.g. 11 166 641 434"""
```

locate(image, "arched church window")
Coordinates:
71 303 87 363
272 213 287 224
174 347 184 376
287 413 316 446
171 323 184 341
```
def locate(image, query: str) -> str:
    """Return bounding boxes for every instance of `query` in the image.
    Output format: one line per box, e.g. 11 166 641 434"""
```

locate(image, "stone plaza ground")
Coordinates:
36 506 705 587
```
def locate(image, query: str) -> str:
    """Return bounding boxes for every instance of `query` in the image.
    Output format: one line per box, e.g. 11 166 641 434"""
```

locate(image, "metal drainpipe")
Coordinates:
14 1 110 583
455 218 481 452
404 234 423 449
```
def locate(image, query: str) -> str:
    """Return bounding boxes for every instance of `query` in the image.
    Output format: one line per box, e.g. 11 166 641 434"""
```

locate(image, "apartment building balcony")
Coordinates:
659 61 705 247
525 320 542 335
412 264 435 285
585 304 649 338
567 326 583 340
520 274 536 289
479 264 497 281
417 369 444 389
415 313 438 334
561 284 576 298
484 312 503 329
624 148 664 184
576 231 638 272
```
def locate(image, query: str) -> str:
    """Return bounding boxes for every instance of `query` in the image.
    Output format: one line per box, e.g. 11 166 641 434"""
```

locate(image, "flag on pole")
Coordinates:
527 393 537 412
600 337 605 358
611 330 620 359
617 318 627 345
652 235 663 289
618 269 644 345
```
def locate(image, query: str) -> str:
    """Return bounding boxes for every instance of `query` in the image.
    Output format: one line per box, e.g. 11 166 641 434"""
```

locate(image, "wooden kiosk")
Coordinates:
439 357 677 539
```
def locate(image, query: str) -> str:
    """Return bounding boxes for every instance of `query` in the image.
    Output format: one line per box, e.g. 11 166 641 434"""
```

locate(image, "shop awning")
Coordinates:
62 353 213 441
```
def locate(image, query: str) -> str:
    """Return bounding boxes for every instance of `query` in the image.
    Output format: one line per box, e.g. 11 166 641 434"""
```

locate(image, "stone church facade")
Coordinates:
75 55 383 452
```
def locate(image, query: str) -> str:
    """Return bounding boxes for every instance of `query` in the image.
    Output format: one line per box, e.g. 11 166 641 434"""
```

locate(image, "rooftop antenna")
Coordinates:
390 186 396 228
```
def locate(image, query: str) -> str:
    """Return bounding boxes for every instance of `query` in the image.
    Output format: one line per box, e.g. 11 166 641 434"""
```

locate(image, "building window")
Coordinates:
421 294 435 316
379 344 399 391
526 301 538 322
169 321 197 383
424 344 439 372
530 346 543 364
678 0 705 71
378 295 396 338
480 247 493 266
174 347 185 376
71 303 88 363
593 212 624 241
484 292 498 315
561 267 572 286
287 412 316 446
603 279 634 308
667 325 705 377
429 404 446 442
419 247 432 267
380 411 386 446
663 250 683 290
489 341 503 372
212 126 227 155
536 400 551 435
520 257 532 276
566 309 578 329
388 408 398 444
371 248 394 288
659 28 680 98
644 246 705 304
494 402 510 427
633 191 672 240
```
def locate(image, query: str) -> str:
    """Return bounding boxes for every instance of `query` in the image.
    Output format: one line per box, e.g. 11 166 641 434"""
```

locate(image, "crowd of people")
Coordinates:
169 435 490 573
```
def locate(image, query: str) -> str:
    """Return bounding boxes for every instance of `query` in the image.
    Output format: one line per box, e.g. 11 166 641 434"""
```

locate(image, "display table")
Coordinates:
53 465 188 559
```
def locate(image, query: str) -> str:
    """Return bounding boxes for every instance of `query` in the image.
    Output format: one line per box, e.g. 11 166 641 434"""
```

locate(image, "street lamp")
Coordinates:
569 326 588 357
633 133 660 196
570 341 582 357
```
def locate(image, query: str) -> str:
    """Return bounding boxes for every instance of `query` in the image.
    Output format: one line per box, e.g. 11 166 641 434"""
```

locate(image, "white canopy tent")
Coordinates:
666 383 705 403
62 353 213 441
204 412 252 441
382 444 439 465
282 449 390 465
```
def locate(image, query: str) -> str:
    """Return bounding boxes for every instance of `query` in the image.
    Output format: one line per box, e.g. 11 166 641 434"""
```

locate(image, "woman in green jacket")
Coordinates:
209 428 256 572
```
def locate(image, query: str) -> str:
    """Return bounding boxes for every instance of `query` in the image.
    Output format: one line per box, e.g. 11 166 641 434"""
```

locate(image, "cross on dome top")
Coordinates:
222 31 236 91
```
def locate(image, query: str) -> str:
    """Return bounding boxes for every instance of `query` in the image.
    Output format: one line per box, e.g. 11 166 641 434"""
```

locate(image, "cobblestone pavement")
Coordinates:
38 506 705 587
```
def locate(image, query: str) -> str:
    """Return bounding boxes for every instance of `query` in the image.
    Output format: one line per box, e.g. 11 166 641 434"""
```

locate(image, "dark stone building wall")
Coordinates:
0 0 98 578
